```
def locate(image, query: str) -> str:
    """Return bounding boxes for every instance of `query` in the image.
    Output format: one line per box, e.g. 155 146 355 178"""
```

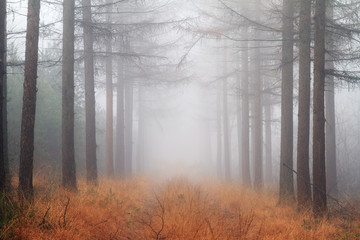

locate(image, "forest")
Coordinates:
1 0 360 239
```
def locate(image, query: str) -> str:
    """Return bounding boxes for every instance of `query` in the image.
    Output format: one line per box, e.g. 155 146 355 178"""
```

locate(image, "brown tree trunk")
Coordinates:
223 39 231 182
105 0 114 178
82 0 97 185
116 56 125 178
297 0 312 209
62 0 77 190
313 0 327 216
241 26 251 187
19 0 41 202
0 0 6 193
325 2 337 196
253 0 263 189
279 0 294 202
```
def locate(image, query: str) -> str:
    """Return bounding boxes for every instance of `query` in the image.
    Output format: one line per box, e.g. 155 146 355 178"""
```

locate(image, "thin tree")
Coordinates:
297 0 312 209
136 83 145 173
264 92 273 183
116 55 125 178
223 38 231 181
19 0 41 202
253 0 263 189
105 0 114 178
313 0 327 216
241 26 251 187
279 0 295 202
62 0 77 190
82 0 97 185
325 1 337 196
216 37 222 179
0 0 6 193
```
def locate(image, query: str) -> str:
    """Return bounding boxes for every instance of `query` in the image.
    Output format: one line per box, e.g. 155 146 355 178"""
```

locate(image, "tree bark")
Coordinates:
0 0 6 193
241 26 251 187
62 0 77 190
82 0 97 185
297 0 312 209
253 0 263 189
105 0 114 178
325 1 337 196
313 0 327 216
279 0 294 202
116 56 125 178
19 0 41 202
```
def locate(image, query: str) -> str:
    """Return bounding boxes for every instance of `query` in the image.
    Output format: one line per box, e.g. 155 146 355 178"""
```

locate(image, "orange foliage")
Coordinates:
1 177 359 239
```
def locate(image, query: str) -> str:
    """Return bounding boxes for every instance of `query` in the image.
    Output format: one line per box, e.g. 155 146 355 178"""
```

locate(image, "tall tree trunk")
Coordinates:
124 48 133 178
0 0 6 193
136 83 145 173
313 0 327 216
116 56 125 178
297 0 312 209
82 0 97 185
264 97 273 183
253 0 263 189
19 0 41 202
241 26 251 186
105 0 114 178
236 50 242 182
279 0 294 202
223 39 231 182
62 0 77 190
216 38 222 179
325 1 337 196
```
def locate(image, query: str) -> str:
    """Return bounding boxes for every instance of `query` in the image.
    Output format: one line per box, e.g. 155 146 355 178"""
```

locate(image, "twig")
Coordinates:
38 207 50 227
58 197 70 228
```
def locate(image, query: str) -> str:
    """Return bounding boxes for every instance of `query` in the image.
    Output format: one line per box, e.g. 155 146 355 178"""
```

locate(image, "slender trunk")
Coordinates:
115 56 125 178
265 98 273 183
279 0 294 201
82 0 97 185
223 39 231 182
325 2 337 196
236 52 242 182
241 26 251 187
0 0 6 193
253 0 263 189
136 83 145 173
313 0 327 216
62 0 76 190
216 39 222 179
19 0 41 202
105 0 114 178
124 50 133 178
297 0 312 209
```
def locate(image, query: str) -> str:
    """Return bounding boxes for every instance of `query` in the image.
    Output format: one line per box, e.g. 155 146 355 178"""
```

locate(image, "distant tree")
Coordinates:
116 54 125 178
297 0 312 209
253 0 263 189
82 0 97 185
105 0 114 178
19 0 41 202
313 0 327 216
0 0 6 193
240 26 251 187
216 38 222 179
279 0 294 202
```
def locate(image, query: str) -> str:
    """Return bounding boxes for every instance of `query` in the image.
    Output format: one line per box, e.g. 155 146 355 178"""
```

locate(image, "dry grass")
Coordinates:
1 177 360 240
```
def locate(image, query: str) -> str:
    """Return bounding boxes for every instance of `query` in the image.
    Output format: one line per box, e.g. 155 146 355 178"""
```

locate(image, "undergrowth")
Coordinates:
0 177 359 239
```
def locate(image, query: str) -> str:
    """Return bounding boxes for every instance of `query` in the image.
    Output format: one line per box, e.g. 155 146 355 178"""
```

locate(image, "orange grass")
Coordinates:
1 177 360 239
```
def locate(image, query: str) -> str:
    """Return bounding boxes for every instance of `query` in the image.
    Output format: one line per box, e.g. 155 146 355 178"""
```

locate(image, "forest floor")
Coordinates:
1 176 360 240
